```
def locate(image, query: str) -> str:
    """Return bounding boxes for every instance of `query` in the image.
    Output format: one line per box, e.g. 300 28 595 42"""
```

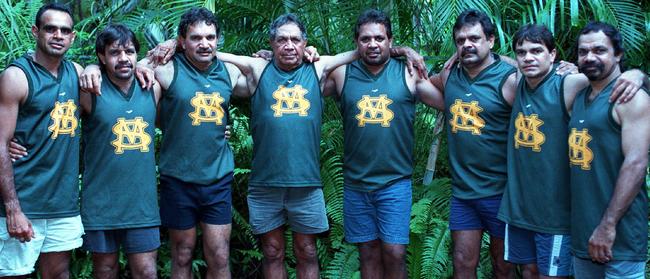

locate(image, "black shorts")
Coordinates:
159 174 233 230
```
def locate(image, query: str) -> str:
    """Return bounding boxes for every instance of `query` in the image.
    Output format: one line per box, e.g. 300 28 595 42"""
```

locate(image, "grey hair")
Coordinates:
269 13 307 40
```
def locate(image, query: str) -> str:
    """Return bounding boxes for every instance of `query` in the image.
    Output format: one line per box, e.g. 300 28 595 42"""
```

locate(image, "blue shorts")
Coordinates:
343 179 412 244
247 186 328 235
82 227 160 254
504 224 573 276
160 174 233 229
573 256 645 279
449 195 505 238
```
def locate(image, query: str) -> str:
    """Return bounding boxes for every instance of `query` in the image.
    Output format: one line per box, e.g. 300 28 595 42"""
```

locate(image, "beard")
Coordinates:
579 61 606 81
362 51 389 66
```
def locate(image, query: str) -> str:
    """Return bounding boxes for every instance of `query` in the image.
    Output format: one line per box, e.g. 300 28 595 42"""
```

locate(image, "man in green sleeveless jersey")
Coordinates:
498 24 647 279
323 9 443 279
0 3 85 278
78 24 162 279
80 9 245 278
429 9 517 279
568 22 650 279
214 14 364 279
141 8 246 279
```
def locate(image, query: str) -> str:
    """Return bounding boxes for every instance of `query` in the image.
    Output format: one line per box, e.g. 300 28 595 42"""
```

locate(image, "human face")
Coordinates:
270 23 306 70
453 23 494 67
31 10 75 58
98 41 137 81
180 21 218 68
515 40 556 80
577 31 621 81
356 23 392 67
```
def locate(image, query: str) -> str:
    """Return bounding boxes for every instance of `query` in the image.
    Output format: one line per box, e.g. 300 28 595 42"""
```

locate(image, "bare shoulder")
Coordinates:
225 62 242 76
72 62 84 76
0 66 28 101
617 88 650 115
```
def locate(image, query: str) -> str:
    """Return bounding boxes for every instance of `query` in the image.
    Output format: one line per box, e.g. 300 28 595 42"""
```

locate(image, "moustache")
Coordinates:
461 48 477 56
579 61 603 72
115 63 132 69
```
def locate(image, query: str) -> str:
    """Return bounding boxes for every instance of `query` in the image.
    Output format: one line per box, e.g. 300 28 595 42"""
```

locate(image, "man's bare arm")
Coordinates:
588 90 650 263
225 63 250 98
0 67 34 242
501 72 518 106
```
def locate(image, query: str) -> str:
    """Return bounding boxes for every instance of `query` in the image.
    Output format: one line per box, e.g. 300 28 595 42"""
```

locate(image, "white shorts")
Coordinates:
0 215 84 276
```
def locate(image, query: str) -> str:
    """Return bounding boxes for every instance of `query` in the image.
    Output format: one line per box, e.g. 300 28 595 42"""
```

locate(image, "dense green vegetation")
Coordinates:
0 0 648 278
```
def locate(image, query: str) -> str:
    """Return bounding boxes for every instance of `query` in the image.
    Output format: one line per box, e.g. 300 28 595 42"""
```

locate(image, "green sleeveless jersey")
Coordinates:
569 78 648 261
159 54 234 185
498 70 571 234
444 55 516 199
340 59 415 192
2 54 80 218
249 61 322 187
81 74 159 230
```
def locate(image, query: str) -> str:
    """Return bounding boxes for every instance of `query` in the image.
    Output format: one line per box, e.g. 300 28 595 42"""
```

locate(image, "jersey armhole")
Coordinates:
498 68 517 108
251 61 272 98
559 75 570 122
400 60 416 102
222 60 233 89
11 64 34 112
607 102 622 132
338 63 352 102
167 56 180 95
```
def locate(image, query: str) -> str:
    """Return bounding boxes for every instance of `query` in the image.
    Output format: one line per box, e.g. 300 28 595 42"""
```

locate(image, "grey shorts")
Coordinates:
247 186 329 235
573 256 645 279
82 227 160 254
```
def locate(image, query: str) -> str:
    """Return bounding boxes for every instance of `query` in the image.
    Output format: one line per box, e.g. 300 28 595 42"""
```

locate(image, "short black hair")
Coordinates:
354 9 392 39
178 7 220 38
269 13 307 40
577 21 625 69
95 24 140 57
452 9 495 40
513 24 555 52
578 21 624 56
35 3 74 28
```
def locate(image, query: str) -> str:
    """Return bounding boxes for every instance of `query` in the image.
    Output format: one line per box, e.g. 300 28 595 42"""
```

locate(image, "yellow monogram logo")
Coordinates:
568 128 593 170
111 117 151 154
514 113 545 152
449 99 485 135
356 94 394 127
271 85 310 117
48 100 78 139
189 92 225 126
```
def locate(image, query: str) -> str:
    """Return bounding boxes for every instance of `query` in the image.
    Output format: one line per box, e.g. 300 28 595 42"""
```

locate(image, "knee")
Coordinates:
94 261 119 275
358 241 382 263
132 266 158 279
452 248 478 270
382 246 406 264
172 241 195 266
521 264 538 278
262 241 285 262
206 246 230 269
293 241 318 263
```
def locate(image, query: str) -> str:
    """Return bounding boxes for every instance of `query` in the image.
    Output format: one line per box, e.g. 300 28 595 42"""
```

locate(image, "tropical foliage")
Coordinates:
0 0 649 278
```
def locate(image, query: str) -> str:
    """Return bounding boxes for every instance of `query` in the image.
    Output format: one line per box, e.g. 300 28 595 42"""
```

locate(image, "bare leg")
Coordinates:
358 239 382 279
200 223 231 279
127 250 158 279
260 227 286 279
38 251 71 279
91 252 119 279
292 232 319 279
381 242 407 279
521 263 539 279
169 228 196 279
490 235 513 279
452 230 482 279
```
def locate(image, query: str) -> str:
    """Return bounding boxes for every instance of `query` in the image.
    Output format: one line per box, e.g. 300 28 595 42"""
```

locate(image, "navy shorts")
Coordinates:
449 195 505 238
160 174 233 230
82 227 160 254
504 224 573 276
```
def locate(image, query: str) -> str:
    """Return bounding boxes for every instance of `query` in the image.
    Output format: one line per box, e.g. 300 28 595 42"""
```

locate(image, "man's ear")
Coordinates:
98 53 106 65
